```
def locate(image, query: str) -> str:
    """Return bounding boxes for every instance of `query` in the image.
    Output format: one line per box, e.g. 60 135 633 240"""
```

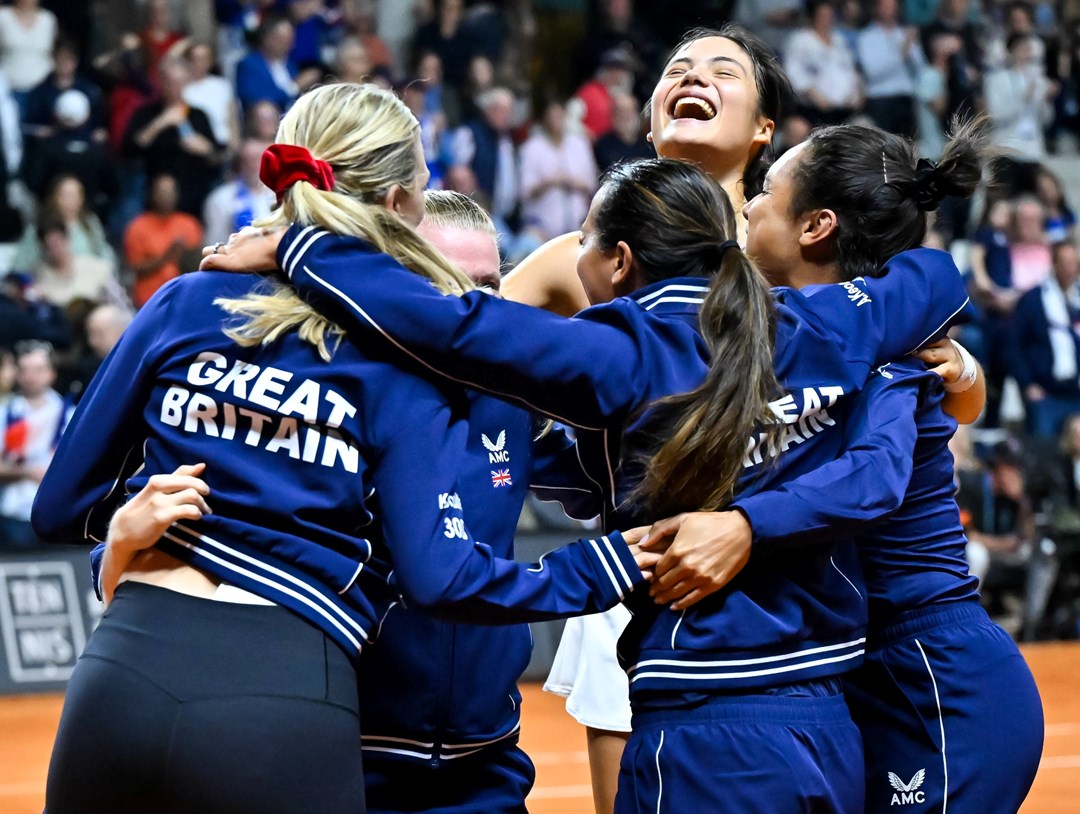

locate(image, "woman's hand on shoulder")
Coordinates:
200 226 285 274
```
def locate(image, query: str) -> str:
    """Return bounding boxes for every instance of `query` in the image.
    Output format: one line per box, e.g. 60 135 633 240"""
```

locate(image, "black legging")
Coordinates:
46 581 365 814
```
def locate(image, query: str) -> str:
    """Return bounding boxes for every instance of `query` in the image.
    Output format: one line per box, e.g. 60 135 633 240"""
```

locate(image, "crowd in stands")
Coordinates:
0 0 1076 637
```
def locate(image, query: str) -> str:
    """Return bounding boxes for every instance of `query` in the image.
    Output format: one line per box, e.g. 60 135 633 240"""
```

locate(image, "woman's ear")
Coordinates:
799 208 838 249
751 116 775 150
611 240 635 290
384 183 403 214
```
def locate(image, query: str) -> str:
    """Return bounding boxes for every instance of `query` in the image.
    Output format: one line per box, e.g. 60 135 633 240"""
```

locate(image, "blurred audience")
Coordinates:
0 340 70 549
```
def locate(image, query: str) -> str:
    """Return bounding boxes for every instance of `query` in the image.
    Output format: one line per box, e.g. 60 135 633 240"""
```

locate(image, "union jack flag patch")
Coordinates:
491 469 512 487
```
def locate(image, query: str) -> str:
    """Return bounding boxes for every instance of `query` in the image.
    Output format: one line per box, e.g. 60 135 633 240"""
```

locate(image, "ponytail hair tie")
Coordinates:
912 157 945 212
716 239 741 261
260 143 336 202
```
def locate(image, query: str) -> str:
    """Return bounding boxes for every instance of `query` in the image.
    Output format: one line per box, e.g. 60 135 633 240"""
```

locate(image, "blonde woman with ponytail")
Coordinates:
32 82 656 814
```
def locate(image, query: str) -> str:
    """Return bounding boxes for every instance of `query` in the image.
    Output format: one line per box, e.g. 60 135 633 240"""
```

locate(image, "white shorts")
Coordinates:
543 604 633 733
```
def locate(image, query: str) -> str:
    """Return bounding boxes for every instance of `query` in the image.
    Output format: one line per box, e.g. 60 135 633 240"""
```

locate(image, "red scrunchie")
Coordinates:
260 143 335 201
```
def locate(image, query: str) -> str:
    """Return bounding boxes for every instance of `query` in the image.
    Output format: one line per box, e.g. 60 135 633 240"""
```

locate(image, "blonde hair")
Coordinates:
422 190 496 236
216 83 475 360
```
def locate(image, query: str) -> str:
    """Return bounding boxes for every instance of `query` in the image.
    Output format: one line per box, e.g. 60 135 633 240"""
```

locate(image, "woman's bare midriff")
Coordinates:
118 549 221 598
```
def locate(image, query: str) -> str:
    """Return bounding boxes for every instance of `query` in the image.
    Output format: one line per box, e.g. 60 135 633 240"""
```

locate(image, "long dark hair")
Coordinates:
664 25 791 199
595 159 780 515
788 117 991 280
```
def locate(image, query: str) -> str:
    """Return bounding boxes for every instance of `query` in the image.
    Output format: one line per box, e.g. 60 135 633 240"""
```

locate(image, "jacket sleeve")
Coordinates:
779 248 972 371
31 283 174 542
279 226 651 430
369 387 643 624
732 365 921 546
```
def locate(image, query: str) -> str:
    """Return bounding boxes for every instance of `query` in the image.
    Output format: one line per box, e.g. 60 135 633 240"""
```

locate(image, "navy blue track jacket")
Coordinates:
32 271 643 662
274 226 970 700
732 359 980 634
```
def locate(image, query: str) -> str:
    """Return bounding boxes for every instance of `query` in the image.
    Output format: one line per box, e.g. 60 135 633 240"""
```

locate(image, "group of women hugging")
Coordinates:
33 23 1043 814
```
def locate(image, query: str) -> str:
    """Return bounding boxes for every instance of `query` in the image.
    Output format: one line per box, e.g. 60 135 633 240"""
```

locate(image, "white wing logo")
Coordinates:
888 770 926 793
481 431 506 452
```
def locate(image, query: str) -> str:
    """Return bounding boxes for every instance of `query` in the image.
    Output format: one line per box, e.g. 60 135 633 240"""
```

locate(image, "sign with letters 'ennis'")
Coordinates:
0 550 101 694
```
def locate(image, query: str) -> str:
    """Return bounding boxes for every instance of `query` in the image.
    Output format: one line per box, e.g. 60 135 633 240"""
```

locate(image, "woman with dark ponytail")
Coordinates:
647 120 1043 813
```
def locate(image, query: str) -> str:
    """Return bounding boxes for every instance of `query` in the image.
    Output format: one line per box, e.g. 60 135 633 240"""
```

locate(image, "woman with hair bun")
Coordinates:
31 82 656 814
646 119 1043 813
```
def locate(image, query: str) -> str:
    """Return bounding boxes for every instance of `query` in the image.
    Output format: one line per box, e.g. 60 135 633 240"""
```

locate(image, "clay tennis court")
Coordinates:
0 641 1075 813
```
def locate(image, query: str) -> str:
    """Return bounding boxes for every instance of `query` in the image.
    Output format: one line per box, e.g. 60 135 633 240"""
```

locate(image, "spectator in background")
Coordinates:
573 47 634 140
582 0 663 99
31 218 124 309
985 0 1039 71
916 32 960 158
593 91 652 171
968 197 1017 427
123 173 203 308
183 41 239 152
11 175 115 274
203 138 274 248
1011 196 1053 292
985 33 1056 163
0 69 23 271
287 0 335 69
921 0 982 122
402 78 448 189
412 0 481 89
856 0 925 138
140 0 185 87
244 98 282 141
0 340 70 549
58 302 132 403
333 35 373 84
738 0 804 56
1036 167 1077 243
23 36 106 147
451 87 520 239
123 57 223 216
957 438 1036 586
784 0 862 126
0 273 70 351
0 0 57 113
1009 241 1080 438
340 0 393 73
236 14 301 112
519 98 597 243
415 50 459 131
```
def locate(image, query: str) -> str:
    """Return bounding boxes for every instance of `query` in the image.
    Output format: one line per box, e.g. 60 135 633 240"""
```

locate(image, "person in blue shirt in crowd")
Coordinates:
643 121 1043 813
30 83 659 814
203 149 972 814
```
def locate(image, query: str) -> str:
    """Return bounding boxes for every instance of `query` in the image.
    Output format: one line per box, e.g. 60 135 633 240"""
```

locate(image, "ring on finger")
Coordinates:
213 242 225 253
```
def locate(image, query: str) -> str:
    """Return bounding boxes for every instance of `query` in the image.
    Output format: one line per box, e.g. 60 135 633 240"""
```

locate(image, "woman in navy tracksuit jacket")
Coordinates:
702 124 1043 813
30 84 645 814
242 154 973 812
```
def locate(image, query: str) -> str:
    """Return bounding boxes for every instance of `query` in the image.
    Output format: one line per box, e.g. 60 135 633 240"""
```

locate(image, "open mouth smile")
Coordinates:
670 95 717 121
